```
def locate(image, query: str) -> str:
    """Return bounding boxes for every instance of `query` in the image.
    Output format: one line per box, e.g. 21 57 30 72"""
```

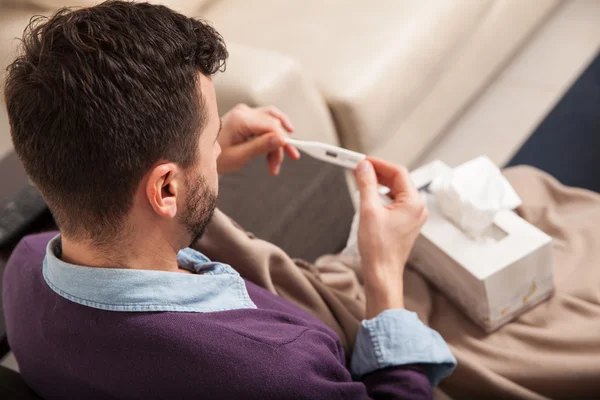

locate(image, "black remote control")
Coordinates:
0 184 48 247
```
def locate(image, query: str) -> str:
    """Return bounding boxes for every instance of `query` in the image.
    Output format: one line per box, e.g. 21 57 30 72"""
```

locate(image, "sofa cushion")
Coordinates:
217 152 355 262
204 0 494 153
214 43 339 145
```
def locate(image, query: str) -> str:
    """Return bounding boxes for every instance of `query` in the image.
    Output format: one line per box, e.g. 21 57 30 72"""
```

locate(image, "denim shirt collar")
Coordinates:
42 235 256 313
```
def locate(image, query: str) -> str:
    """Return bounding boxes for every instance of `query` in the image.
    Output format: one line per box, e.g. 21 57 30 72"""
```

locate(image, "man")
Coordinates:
3 2 455 399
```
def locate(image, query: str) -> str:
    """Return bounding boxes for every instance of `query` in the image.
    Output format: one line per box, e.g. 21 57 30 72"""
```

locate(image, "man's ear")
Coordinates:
145 163 181 219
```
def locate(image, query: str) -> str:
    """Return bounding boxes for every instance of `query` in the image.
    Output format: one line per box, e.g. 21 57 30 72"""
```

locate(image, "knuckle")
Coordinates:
421 207 429 222
269 119 282 131
232 103 249 115
409 194 423 208
393 165 409 179
410 197 425 216
360 205 377 219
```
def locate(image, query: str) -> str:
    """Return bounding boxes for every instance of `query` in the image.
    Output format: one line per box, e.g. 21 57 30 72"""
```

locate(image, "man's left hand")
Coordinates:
217 104 301 175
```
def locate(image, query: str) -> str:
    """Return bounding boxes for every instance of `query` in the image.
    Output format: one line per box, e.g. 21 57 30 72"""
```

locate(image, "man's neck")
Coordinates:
60 232 185 273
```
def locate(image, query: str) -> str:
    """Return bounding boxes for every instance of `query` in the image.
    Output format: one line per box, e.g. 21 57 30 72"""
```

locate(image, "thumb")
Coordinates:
228 133 283 164
355 160 380 210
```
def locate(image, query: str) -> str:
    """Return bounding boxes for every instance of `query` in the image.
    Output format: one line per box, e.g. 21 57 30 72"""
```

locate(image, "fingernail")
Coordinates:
357 160 370 174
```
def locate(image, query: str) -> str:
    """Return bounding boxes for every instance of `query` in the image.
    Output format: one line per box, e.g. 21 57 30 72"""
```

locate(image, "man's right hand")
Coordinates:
354 158 428 319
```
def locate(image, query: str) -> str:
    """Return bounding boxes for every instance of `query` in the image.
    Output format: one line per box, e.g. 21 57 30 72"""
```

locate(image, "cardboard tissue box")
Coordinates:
408 158 554 332
342 156 555 332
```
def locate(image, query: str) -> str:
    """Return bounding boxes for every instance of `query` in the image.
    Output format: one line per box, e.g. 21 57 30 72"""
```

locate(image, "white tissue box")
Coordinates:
409 160 554 332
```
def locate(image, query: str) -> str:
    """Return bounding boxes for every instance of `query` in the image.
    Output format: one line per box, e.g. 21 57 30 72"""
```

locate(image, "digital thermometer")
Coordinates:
285 138 366 169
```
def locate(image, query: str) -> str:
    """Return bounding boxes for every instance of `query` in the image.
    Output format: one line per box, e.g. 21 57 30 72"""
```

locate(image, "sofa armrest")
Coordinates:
214 42 338 145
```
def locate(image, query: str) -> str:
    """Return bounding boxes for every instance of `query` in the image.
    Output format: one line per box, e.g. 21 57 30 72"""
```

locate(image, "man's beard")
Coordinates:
180 172 217 246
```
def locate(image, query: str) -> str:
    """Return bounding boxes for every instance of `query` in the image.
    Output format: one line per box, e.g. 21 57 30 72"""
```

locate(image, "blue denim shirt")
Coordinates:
43 235 456 386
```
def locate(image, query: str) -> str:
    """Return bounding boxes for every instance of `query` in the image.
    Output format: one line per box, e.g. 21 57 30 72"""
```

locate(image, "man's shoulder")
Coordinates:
75 314 339 397
4 233 54 294
10 231 57 263
147 323 343 397
140 308 317 352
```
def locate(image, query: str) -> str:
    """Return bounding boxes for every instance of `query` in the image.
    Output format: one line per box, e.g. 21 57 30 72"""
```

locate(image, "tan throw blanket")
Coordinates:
195 166 600 399
195 208 365 360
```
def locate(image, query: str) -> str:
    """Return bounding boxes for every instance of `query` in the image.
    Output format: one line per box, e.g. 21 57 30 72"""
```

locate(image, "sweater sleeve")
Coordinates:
277 328 433 399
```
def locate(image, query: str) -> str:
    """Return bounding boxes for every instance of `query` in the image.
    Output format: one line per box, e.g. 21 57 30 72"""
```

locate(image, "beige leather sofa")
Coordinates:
204 0 563 167
1 0 562 167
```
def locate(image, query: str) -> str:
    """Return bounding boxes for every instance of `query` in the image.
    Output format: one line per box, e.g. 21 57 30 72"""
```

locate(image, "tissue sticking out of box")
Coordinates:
428 156 522 241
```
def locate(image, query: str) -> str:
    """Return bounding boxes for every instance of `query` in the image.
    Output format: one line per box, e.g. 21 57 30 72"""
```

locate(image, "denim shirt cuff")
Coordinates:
350 309 457 386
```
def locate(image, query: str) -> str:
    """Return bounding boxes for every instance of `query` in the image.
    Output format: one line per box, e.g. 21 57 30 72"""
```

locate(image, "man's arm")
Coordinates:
352 309 456 387
277 328 433 400
351 158 457 388
214 107 456 393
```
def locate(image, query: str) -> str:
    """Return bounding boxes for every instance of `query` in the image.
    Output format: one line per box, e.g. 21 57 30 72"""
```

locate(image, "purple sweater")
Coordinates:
3 232 432 399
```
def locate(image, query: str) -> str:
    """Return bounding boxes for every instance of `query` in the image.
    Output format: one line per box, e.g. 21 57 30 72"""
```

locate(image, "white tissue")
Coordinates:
428 156 521 240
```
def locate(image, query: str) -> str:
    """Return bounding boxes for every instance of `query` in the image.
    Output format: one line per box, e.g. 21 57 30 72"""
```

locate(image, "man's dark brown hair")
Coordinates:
4 1 227 245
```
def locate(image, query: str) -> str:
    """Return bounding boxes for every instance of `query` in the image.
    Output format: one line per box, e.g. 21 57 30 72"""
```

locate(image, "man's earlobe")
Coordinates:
146 163 179 218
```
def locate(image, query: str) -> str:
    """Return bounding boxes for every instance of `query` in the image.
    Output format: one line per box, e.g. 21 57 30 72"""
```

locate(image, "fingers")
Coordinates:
248 113 285 137
354 160 382 211
262 106 294 133
284 143 301 160
224 133 281 166
367 157 418 200
245 107 298 173
221 104 299 175
262 108 299 159
267 148 284 175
